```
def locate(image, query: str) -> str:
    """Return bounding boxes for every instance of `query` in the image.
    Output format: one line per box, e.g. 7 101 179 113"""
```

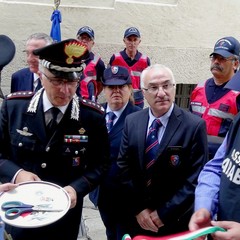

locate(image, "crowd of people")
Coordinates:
0 27 240 240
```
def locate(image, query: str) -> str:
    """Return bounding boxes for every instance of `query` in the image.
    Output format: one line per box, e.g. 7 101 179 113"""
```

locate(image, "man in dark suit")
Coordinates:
10 33 53 93
0 39 110 240
89 66 141 240
116 64 208 238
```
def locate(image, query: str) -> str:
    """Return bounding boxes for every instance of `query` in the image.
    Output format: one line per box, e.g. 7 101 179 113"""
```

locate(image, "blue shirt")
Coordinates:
194 135 228 217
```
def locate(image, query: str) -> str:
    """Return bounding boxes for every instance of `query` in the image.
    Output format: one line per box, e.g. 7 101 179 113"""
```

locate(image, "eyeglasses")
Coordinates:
209 55 237 63
42 72 79 88
142 83 175 94
77 36 93 42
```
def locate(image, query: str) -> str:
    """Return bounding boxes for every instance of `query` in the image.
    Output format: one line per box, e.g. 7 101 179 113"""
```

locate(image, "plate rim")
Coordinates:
0 180 70 228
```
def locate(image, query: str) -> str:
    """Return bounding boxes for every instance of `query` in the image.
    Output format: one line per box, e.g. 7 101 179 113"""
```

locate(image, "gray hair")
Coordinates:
140 64 176 88
26 33 53 46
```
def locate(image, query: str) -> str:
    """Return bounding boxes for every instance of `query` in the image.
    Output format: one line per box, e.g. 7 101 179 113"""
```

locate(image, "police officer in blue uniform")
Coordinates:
89 66 141 240
0 39 110 240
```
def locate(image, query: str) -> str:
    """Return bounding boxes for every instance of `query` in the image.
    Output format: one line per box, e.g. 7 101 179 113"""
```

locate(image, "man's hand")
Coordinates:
188 208 212 240
64 185 77 209
0 183 18 192
15 170 41 183
189 208 212 231
211 220 240 240
136 209 162 233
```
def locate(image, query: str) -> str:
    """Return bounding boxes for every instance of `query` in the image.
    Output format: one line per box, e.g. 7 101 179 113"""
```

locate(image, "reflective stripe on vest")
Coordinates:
192 105 235 120
208 108 235 120
190 80 240 136
111 53 148 89
80 55 100 99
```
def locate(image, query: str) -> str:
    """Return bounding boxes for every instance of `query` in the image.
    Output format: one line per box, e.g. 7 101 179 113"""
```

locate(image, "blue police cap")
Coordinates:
210 36 240 58
124 27 141 38
102 66 132 86
77 26 94 39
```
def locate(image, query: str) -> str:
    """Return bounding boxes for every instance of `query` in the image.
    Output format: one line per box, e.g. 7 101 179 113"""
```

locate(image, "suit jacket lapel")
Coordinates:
138 109 149 169
25 69 34 91
109 102 133 137
157 104 181 153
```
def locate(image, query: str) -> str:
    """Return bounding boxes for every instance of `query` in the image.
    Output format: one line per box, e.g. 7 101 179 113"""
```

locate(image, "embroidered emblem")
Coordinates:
170 155 180 167
72 157 80 166
79 128 85 134
111 66 119 74
16 127 33 136
70 94 80 121
27 89 43 113
64 41 87 65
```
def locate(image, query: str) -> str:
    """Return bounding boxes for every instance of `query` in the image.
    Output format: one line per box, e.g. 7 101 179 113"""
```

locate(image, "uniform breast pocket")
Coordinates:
166 146 183 168
11 133 37 152
10 133 38 165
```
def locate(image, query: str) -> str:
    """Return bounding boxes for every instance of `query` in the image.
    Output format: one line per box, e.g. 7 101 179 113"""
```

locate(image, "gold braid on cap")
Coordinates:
40 59 84 72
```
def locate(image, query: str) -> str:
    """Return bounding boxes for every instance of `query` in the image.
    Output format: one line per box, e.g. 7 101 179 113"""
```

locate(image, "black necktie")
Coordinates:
106 112 116 132
35 78 42 91
145 119 162 187
47 107 60 136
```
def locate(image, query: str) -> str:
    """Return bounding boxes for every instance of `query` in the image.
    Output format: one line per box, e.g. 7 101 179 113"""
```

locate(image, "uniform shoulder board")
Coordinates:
80 98 105 114
7 91 34 100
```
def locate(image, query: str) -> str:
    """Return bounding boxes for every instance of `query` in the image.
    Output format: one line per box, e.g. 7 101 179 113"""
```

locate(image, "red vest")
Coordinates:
111 53 148 89
80 55 100 100
190 81 240 137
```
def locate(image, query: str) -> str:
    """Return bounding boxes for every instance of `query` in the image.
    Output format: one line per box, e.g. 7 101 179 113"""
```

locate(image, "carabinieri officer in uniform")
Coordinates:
0 39 110 240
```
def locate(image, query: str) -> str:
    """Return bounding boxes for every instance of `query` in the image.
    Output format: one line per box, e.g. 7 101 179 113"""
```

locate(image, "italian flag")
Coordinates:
122 226 225 240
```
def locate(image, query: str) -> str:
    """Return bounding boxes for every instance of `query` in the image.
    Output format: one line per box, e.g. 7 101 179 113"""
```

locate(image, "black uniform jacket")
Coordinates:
0 89 110 196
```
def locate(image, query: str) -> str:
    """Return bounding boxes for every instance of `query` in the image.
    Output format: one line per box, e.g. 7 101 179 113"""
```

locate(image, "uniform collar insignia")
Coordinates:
71 94 80 121
27 89 43 113
26 90 80 121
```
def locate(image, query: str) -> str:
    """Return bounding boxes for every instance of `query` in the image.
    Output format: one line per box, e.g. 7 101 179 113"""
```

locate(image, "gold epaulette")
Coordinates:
7 91 34 99
80 98 105 114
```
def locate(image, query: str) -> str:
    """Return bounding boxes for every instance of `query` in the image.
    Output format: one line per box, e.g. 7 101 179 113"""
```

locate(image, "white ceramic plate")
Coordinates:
0 181 70 228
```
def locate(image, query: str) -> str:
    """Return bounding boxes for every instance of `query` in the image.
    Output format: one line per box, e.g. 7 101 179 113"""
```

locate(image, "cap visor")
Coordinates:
124 34 140 38
225 70 240 91
78 31 94 39
210 50 233 58
49 69 81 80
103 79 128 86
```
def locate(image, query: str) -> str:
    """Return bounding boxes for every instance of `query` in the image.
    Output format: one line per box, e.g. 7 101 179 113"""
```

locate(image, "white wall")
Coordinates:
1 0 240 95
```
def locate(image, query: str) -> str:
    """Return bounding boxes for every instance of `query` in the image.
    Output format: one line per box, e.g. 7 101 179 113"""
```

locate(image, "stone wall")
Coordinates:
1 0 240 95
